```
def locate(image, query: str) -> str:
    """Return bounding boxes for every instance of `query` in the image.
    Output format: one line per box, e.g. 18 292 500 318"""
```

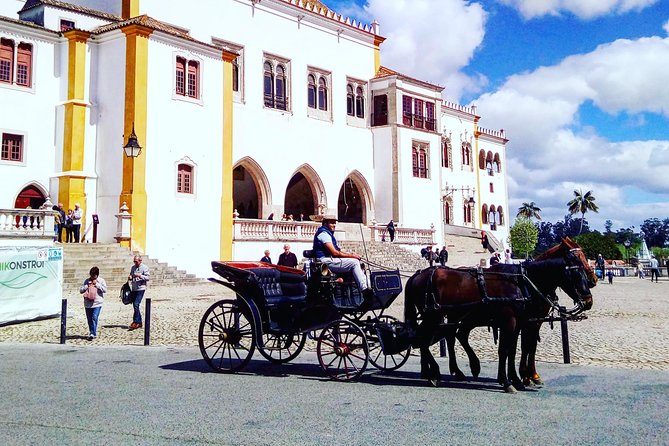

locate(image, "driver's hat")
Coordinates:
321 214 338 222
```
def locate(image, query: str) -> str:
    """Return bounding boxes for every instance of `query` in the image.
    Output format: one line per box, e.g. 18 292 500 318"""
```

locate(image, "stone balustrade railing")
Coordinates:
0 208 55 239
234 219 320 241
369 224 435 245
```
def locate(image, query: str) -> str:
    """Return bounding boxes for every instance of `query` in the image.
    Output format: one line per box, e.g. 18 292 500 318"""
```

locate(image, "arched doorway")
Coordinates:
284 172 316 219
337 178 363 223
233 165 259 218
14 185 46 209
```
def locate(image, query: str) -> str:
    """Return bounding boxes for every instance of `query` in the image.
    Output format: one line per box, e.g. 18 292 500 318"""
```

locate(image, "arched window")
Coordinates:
307 74 317 108
412 147 418 176
412 143 429 178
346 84 354 116
486 151 494 174
462 143 471 166
177 163 194 194
355 86 364 118
16 43 32 87
463 200 472 223
318 77 327 111
498 207 504 225
489 205 498 229
232 58 239 92
443 199 452 225
494 153 501 173
263 61 274 107
187 60 199 98
481 204 488 224
479 149 486 170
275 65 286 110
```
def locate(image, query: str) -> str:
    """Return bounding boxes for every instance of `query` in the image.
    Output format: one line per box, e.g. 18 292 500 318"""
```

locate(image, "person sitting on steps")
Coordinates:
312 215 373 300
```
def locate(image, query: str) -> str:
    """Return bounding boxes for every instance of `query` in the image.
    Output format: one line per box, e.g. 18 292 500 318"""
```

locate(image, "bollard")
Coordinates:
439 338 446 357
559 305 571 364
60 298 67 344
144 297 151 346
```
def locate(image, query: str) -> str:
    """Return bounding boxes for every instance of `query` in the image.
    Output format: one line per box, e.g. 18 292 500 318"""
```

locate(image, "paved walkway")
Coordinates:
1 275 667 371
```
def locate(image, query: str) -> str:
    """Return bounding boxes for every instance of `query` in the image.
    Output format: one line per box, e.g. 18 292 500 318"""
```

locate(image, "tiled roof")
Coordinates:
373 65 444 91
0 14 60 35
279 0 379 36
92 15 217 50
20 0 122 22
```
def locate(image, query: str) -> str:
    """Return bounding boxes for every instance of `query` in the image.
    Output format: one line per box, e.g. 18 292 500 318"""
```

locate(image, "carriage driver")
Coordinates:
313 215 373 299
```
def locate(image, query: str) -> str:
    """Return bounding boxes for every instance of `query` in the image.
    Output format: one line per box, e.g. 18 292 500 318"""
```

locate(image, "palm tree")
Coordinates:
567 189 599 234
516 202 542 220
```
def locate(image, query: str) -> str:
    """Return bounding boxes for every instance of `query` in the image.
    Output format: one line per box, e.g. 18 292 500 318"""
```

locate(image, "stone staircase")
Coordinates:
61 244 203 296
339 233 491 275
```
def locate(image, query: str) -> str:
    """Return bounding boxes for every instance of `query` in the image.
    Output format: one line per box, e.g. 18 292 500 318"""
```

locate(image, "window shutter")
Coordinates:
0 39 14 83
187 60 199 98
16 43 32 87
175 57 186 95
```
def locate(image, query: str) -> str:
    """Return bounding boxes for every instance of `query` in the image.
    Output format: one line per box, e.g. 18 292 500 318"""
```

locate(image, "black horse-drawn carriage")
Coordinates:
198 251 411 381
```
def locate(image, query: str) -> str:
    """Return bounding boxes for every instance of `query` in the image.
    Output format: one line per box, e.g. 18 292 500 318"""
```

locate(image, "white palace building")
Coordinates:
0 0 509 277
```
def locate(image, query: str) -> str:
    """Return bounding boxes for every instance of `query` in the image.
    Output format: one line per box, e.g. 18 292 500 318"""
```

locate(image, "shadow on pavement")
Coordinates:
159 357 513 393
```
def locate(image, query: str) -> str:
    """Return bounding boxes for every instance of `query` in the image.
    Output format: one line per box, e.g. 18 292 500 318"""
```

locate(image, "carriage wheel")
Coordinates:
367 315 411 371
258 332 307 364
198 299 256 373
317 320 368 381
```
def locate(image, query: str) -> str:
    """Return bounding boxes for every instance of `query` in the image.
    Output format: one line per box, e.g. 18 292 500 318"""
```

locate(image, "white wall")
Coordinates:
0 28 61 208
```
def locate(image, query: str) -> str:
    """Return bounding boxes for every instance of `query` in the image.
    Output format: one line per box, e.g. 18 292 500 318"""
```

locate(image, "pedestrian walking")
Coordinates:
439 246 448 266
387 220 395 242
649 255 659 282
504 248 511 264
127 255 150 330
72 203 82 242
80 266 107 340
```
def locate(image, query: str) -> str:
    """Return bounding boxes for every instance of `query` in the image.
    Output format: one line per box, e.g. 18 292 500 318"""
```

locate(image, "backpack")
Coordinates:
120 282 133 305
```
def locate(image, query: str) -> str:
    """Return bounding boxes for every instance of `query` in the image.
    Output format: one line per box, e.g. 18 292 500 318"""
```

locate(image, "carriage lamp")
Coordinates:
123 124 142 157
623 239 631 265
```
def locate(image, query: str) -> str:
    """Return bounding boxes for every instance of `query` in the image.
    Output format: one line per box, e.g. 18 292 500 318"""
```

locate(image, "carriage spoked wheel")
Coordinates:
258 332 307 364
198 299 256 373
317 320 369 381
367 315 411 371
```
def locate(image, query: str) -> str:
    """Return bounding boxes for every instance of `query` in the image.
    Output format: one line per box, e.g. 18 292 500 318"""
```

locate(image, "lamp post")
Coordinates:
623 239 631 268
123 124 142 158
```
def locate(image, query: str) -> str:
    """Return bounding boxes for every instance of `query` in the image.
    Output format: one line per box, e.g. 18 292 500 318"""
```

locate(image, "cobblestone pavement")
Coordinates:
1 275 667 371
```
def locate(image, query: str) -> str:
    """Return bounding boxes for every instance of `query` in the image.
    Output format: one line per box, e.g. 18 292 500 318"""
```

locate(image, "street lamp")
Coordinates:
623 239 631 266
123 124 142 158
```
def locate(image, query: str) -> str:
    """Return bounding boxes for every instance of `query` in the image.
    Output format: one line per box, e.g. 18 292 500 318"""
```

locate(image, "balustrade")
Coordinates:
0 208 54 238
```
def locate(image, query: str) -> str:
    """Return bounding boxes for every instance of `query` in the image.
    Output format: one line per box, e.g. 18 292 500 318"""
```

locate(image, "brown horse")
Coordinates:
404 250 593 392
443 238 597 386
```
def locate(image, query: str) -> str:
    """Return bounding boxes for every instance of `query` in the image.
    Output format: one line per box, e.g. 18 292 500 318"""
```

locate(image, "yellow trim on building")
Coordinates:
220 51 237 261
122 0 140 19
59 30 91 225
474 117 482 229
373 36 384 73
120 24 153 253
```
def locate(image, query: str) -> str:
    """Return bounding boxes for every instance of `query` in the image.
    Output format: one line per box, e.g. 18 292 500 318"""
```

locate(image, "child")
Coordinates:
606 270 614 284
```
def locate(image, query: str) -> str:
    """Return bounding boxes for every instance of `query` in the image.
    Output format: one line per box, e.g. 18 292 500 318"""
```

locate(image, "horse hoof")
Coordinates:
504 384 517 394
523 377 534 387
452 371 467 381
513 381 526 391
532 376 544 387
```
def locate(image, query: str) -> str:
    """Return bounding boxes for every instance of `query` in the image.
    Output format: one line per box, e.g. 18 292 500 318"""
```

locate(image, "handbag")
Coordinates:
120 282 133 305
83 284 97 301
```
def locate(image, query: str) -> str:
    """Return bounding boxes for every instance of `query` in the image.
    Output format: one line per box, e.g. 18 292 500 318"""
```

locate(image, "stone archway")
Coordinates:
14 184 47 209
233 157 271 219
284 164 326 220
337 171 373 224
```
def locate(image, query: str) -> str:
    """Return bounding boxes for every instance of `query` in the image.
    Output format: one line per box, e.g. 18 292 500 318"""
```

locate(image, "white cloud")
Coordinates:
475 34 669 229
498 0 659 20
356 0 488 99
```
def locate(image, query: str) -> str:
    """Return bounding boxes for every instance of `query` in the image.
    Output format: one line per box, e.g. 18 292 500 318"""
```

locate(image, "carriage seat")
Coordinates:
249 268 307 305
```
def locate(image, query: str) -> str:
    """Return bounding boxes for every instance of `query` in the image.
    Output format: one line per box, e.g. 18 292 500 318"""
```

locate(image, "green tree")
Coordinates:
567 189 599 234
573 231 622 261
510 217 539 259
516 202 542 220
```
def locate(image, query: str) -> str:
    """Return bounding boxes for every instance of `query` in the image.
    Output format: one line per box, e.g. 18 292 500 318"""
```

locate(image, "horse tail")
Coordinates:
404 270 421 331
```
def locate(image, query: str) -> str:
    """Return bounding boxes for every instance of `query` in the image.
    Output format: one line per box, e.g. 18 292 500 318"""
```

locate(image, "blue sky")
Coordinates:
325 0 669 232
